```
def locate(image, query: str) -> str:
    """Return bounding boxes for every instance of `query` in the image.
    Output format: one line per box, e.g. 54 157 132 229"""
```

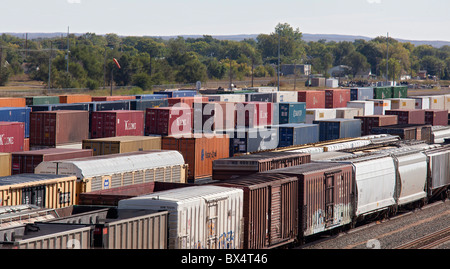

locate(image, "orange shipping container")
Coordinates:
59 95 92 103
162 134 229 182
0 98 26 107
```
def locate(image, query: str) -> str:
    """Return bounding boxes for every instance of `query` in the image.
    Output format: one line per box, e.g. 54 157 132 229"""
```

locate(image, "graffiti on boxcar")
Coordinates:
218 231 235 249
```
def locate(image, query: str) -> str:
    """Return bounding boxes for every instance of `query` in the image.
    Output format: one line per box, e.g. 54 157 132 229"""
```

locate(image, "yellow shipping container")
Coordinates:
82 136 161 156
0 174 77 209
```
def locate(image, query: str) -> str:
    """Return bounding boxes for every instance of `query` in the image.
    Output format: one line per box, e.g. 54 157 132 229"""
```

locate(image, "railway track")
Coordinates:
396 226 450 249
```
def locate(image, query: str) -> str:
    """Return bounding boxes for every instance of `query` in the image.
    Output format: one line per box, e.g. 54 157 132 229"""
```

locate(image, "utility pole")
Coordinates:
48 42 52 90
386 32 389 86
277 30 281 91
66 26 70 73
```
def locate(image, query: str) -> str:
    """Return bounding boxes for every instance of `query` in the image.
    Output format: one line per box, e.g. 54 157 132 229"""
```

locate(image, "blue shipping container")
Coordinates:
219 127 279 156
278 123 319 147
0 107 31 138
276 102 306 124
29 103 90 112
350 87 374 101
130 99 168 110
154 90 197 98
313 118 362 141
134 94 169 100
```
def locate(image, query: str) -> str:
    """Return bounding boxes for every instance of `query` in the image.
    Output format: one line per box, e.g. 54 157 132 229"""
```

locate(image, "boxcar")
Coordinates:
423 146 450 200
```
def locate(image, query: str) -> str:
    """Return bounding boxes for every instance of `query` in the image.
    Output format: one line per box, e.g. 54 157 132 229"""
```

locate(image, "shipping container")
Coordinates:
133 94 168 100
429 95 445 110
25 96 60 106
212 173 298 249
145 107 192 136
0 98 26 107
423 146 450 200
264 162 354 240
222 127 279 156
34 151 188 199
78 181 190 206
0 174 77 209
91 96 136 102
193 102 223 133
162 134 229 181
324 153 397 220
212 151 311 180
23 138 29 151
46 206 169 249
311 77 325 87
82 135 161 156
59 94 92 104
385 109 426 125
424 109 448 126
278 123 319 147
90 110 144 138
370 99 391 115
391 86 408 98
271 91 298 103
346 100 374 116
324 89 350 108
154 90 197 98
350 87 374 101
335 107 363 119
373 87 393 99
0 107 31 138
313 118 361 141
0 222 93 249
118 185 243 249
355 115 398 136
245 92 274 102
275 102 306 124
323 139 371 152
413 96 430 109
130 99 168 111
29 111 89 147
29 103 90 112
389 98 415 110
0 153 11 177
305 108 336 124
11 148 93 175
0 122 25 152
297 90 326 109
89 100 131 112
202 94 245 103
236 102 273 128
167 96 208 108
444 94 450 112
370 124 432 143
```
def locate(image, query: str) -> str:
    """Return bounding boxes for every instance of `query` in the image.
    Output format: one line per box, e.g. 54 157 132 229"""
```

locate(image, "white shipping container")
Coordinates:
203 94 246 103
118 185 243 249
347 100 374 116
413 96 430 109
370 99 391 115
272 91 298 102
335 107 363 119
389 98 415 110
429 95 445 110
305 108 336 124
325 78 339 88
443 94 450 112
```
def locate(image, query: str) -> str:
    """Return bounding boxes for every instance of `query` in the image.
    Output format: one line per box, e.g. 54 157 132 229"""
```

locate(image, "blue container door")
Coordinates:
289 103 306 123
279 127 294 147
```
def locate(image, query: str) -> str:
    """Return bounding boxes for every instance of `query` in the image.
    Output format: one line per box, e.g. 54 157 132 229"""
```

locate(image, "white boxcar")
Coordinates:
326 154 397 218
118 185 243 249
424 146 450 199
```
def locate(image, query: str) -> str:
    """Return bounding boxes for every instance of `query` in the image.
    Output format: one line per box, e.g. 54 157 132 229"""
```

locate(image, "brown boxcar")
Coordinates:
424 109 448 126
264 162 354 242
82 135 161 156
162 134 230 181
11 148 93 175
78 181 190 206
385 109 425 125
30 110 89 146
355 115 398 135
212 151 311 180
211 173 299 249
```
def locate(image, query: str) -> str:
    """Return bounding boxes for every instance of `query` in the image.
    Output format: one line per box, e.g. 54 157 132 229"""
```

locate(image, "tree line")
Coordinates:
1 23 450 89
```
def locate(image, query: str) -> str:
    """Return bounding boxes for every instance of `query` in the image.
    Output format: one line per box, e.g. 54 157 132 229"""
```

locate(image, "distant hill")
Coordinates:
3 32 450 48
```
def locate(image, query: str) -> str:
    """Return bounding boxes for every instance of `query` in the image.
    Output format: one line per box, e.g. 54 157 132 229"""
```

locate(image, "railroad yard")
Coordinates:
0 85 449 250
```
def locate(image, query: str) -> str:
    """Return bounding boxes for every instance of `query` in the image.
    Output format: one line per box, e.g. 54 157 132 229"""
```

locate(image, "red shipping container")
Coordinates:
167 96 208 108
145 107 192 136
236 102 273 128
385 109 425 125
91 96 136 101
11 148 93 174
355 115 398 135
30 110 89 146
324 89 350 108
297 90 326 108
0 122 25 153
424 109 448 126
91 110 144 138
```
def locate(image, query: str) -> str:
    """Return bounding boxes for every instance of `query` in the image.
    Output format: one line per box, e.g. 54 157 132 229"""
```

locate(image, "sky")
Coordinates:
1 0 450 41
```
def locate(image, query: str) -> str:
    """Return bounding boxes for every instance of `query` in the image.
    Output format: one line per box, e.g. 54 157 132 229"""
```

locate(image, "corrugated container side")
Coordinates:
414 96 430 109
385 109 425 125
370 99 391 115
212 173 298 249
355 115 398 136
91 96 136 101
278 123 319 147
389 99 415 110
0 98 26 107
0 153 11 177
167 96 208 107
429 95 445 110
424 109 448 126
91 110 145 138
0 107 31 138
82 136 161 156
272 91 298 103
391 86 408 98
424 147 450 199
373 87 392 99
298 90 325 109
25 96 60 106
145 107 192 136
350 87 374 101
313 118 361 141
224 127 279 156
277 102 306 124
0 122 25 152
59 94 92 103
245 92 274 102
305 109 336 124
130 99 168 110
324 89 350 108
346 100 374 116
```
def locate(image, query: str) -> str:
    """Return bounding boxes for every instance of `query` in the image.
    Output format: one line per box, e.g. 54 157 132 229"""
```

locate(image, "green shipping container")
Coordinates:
392 86 408 98
373 87 393 99
26 96 60 106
